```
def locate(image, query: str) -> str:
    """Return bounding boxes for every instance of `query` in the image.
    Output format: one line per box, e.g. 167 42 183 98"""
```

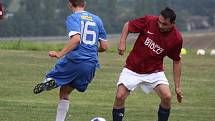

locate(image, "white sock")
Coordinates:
56 99 70 121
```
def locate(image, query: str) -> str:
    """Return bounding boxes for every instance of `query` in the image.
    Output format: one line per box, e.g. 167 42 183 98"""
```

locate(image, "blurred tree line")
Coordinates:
0 0 215 37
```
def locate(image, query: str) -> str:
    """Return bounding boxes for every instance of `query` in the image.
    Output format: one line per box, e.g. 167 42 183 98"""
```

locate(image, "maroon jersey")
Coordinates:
126 15 183 74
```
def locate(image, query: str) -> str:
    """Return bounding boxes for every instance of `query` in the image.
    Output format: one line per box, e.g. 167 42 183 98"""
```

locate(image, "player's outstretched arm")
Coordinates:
118 22 129 55
173 60 183 103
49 34 81 58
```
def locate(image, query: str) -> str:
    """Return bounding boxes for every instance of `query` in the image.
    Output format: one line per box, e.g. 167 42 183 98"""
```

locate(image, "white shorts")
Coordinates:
117 68 169 93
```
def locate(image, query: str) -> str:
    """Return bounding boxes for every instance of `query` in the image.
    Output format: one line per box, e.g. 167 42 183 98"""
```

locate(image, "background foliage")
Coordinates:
0 0 215 37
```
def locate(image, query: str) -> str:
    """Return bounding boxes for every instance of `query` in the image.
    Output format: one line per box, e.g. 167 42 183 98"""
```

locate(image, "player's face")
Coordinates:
158 15 174 32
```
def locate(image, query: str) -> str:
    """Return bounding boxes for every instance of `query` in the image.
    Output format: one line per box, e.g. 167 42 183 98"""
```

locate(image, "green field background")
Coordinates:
0 41 215 121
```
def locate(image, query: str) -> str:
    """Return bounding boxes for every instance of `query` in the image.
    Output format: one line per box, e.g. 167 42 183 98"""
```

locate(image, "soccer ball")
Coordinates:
180 48 187 55
91 117 106 121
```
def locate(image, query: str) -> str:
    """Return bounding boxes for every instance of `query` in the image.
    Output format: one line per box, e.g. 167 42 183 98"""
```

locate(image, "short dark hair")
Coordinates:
160 7 176 23
69 0 85 7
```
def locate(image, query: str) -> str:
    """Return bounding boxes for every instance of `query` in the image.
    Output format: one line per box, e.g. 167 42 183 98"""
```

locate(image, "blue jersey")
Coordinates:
65 11 107 64
46 11 106 89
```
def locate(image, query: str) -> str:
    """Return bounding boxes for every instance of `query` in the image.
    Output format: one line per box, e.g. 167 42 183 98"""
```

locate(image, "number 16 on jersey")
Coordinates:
81 21 97 45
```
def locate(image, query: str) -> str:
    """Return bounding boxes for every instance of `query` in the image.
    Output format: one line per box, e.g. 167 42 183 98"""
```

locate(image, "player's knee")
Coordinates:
115 92 126 102
160 94 171 108
114 94 126 108
59 91 70 100
59 86 73 100
59 93 69 100
161 94 172 103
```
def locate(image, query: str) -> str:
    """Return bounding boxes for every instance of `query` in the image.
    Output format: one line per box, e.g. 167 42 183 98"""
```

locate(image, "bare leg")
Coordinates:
112 84 130 121
154 84 172 121
113 84 130 108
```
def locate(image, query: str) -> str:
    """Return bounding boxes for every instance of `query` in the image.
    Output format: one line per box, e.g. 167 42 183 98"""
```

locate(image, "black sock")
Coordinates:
112 108 125 121
158 105 170 121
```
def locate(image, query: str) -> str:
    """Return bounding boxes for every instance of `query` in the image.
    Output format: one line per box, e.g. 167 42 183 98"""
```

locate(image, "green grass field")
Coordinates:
0 41 215 121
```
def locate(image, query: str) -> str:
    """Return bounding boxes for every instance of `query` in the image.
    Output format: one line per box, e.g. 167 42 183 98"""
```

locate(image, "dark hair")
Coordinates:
160 7 176 23
69 0 85 7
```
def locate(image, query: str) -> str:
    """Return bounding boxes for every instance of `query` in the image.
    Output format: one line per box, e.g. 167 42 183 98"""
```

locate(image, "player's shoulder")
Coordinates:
87 12 104 25
66 13 78 22
173 28 183 41
170 28 183 45
87 12 102 21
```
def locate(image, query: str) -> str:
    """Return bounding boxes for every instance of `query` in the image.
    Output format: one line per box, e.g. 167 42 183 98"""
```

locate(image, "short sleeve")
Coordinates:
66 16 80 37
167 40 183 61
97 18 107 41
128 16 149 33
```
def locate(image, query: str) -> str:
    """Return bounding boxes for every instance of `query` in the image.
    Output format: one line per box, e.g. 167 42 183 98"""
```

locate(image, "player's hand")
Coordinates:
175 88 183 103
118 44 126 55
49 51 60 58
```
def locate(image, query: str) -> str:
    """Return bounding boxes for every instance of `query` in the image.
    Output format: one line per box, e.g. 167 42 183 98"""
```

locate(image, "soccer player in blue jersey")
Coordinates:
33 0 108 121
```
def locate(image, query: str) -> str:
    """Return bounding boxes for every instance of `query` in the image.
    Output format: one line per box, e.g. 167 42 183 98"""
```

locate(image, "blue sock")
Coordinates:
158 105 170 121
112 108 124 121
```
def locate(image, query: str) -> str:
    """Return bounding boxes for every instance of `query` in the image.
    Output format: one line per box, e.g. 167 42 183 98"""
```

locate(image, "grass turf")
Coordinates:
0 44 215 121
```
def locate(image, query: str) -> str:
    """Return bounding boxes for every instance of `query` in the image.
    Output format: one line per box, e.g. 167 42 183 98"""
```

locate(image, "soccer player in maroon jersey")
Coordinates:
112 7 183 121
